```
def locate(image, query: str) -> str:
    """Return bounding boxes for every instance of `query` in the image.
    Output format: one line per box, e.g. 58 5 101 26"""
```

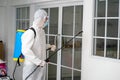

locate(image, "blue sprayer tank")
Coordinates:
13 29 26 62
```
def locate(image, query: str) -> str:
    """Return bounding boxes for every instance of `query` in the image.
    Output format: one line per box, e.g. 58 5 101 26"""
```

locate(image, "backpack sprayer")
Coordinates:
25 31 83 80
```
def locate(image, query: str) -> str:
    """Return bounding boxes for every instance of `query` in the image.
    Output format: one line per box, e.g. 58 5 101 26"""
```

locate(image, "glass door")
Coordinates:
61 5 83 80
37 4 83 80
43 7 59 80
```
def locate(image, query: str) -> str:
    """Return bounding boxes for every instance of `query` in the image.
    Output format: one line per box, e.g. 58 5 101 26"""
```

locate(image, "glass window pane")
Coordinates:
21 20 26 29
95 0 106 17
75 6 83 36
74 38 82 69
106 39 117 58
27 7 30 19
61 37 73 67
24 20 29 29
108 0 119 17
107 19 118 37
49 36 57 46
16 8 20 19
22 7 26 19
23 7 29 19
19 8 22 19
61 67 72 80
73 70 81 80
44 8 48 13
48 36 57 63
16 20 19 29
94 19 105 36
94 38 104 56
62 6 74 35
26 20 29 28
49 8 58 34
19 20 29 29
48 64 56 80
19 20 22 29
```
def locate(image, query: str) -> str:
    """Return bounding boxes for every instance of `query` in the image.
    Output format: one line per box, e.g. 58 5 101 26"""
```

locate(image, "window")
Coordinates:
93 0 119 59
16 7 30 30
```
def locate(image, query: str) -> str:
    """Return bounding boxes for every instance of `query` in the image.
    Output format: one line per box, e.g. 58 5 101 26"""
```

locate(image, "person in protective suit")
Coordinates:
21 9 56 80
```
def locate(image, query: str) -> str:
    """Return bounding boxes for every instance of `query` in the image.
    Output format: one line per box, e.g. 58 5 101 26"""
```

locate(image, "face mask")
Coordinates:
44 20 49 28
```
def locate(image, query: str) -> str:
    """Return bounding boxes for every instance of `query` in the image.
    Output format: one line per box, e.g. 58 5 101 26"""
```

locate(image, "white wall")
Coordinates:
3 5 16 79
0 0 16 79
8 0 82 6
0 1 9 63
0 0 7 41
0 0 7 6
0 7 5 41
8 0 51 5
82 0 120 80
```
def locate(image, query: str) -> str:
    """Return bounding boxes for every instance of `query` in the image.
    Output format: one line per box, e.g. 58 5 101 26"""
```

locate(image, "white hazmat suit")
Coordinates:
21 9 56 80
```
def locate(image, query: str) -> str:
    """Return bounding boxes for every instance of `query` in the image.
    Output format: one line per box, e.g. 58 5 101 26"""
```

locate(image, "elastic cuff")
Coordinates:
46 44 51 49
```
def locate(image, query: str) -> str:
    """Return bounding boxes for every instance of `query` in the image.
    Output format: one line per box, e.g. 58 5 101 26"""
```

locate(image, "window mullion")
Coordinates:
104 0 107 57
96 0 98 17
117 1 120 59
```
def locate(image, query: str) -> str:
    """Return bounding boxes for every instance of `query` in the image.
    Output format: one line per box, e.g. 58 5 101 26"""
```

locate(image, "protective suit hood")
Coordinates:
32 9 47 28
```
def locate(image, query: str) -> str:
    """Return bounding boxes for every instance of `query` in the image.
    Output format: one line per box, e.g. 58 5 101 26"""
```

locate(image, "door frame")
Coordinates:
33 1 83 80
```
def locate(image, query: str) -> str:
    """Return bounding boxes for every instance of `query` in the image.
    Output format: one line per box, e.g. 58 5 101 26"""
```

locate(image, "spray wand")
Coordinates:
25 31 83 80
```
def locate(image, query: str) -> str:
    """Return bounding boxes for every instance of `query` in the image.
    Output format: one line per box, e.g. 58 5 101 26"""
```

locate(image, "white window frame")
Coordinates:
93 0 120 59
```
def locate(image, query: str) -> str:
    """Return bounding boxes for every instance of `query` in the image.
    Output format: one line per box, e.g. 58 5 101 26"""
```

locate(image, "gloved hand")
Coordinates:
50 45 56 51
45 58 49 62
40 61 46 67
47 44 56 51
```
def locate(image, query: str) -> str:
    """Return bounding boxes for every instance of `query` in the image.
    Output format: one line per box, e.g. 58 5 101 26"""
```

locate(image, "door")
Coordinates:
36 2 83 80
61 5 83 80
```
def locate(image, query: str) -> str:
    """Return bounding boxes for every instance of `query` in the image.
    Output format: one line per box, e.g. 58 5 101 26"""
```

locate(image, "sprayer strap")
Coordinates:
29 27 36 38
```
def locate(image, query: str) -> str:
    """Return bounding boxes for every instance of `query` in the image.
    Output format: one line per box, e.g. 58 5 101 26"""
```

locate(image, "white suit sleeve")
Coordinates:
46 44 51 49
21 30 41 66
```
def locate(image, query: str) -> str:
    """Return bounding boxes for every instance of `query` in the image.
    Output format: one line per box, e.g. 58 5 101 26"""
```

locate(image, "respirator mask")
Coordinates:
43 16 49 28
